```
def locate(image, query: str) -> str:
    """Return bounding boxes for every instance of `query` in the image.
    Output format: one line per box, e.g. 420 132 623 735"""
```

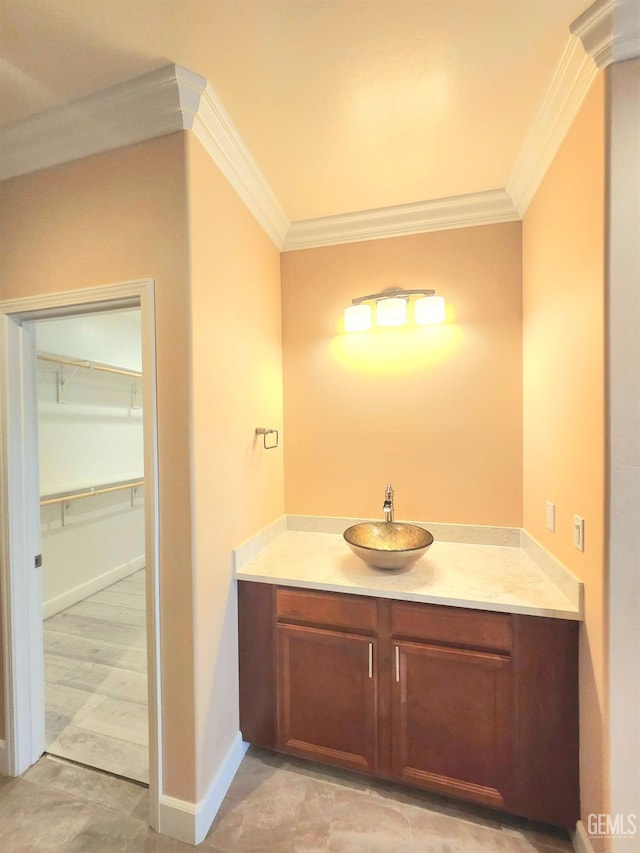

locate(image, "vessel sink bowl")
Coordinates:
343 521 434 570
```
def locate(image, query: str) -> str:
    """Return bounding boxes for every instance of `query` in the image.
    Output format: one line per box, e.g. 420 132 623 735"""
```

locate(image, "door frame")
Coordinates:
0 279 162 829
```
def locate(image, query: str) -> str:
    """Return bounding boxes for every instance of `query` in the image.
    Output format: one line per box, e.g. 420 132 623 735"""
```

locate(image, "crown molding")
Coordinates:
571 0 640 67
507 36 598 216
0 63 289 249
282 189 519 252
193 84 289 248
0 65 206 185
2 16 628 256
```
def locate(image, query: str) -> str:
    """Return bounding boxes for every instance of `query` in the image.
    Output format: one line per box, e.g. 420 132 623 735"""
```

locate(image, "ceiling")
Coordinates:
0 0 591 222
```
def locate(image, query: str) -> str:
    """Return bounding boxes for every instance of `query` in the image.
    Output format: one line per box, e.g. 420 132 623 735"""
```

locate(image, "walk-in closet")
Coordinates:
36 309 148 783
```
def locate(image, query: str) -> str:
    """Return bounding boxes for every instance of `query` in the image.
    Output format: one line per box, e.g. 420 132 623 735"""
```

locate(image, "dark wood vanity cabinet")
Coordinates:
391 640 513 809
274 585 378 773
389 600 515 809
277 624 377 773
238 581 579 829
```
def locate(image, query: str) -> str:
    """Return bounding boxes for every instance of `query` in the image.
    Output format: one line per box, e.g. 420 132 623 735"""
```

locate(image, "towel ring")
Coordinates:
255 427 279 450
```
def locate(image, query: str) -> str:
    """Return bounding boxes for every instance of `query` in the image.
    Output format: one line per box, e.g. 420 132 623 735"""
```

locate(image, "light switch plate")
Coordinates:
573 515 585 551
546 501 555 532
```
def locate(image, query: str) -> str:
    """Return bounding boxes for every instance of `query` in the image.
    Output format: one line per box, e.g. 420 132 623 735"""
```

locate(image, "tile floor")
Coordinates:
43 570 149 783
0 748 574 852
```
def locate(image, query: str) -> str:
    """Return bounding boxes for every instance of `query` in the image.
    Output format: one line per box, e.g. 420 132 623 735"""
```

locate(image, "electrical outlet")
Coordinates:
573 515 585 551
546 501 555 532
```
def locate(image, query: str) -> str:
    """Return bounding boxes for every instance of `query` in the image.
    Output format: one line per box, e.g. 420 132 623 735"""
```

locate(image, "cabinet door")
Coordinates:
277 624 377 774
391 640 513 808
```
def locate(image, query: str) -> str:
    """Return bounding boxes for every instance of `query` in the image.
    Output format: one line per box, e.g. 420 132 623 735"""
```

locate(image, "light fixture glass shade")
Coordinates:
415 295 445 325
376 297 407 326
344 303 372 332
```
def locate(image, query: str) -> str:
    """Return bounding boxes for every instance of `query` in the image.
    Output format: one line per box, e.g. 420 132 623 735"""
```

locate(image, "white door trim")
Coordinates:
0 315 40 773
0 279 162 831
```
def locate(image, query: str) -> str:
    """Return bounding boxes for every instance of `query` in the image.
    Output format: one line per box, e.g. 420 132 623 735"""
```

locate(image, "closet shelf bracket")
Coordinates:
131 381 141 410
57 364 81 403
37 351 143 408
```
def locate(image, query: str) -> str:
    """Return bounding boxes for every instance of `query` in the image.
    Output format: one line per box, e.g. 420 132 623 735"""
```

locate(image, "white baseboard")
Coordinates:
158 793 198 846
572 821 596 853
194 733 248 844
42 555 145 618
158 732 248 846
0 739 8 776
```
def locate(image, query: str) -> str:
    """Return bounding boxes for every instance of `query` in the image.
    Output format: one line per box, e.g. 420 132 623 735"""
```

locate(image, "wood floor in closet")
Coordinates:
43 570 149 784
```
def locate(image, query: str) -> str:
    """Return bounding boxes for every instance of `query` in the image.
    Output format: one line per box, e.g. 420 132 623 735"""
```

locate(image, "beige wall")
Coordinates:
186 135 284 797
0 134 197 800
281 223 523 526
0 130 285 808
522 75 606 843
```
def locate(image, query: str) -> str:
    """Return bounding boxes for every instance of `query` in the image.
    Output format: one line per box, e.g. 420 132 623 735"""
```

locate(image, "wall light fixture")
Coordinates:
344 288 445 332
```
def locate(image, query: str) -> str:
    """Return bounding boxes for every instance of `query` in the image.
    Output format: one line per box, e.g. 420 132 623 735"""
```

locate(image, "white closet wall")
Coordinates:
37 310 145 617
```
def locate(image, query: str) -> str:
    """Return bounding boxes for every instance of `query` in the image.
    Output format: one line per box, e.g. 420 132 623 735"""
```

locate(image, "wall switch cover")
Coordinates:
573 515 585 551
546 501 555 532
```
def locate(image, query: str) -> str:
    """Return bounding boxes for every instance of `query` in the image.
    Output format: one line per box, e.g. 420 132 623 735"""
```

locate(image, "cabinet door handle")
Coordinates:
368 642 373 678
395 645 400 682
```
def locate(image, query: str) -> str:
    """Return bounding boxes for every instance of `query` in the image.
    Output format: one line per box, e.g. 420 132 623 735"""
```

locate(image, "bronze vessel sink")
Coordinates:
343 521 434 570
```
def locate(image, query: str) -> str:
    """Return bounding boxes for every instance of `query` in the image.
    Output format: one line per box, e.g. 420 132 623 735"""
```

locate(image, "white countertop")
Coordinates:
234 530 582 621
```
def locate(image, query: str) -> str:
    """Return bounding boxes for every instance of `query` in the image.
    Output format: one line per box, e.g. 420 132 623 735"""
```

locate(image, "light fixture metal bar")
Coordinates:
351 288 435 306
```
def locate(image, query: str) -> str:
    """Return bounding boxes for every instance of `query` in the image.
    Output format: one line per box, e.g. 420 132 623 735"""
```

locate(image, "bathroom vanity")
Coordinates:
236 529 581 829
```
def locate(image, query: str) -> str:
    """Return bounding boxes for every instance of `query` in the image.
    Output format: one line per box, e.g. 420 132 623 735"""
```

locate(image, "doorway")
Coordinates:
0 280 161 828
36 308 148 783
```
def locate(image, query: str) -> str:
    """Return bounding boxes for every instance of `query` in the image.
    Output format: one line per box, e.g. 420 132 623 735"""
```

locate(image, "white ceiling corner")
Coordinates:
174 65 208 129
2 0 633 252
284 27 603 250
0 61 289 248
192 83 289 248
282 190 520 252
507 36 598 216
571 0 640 67
0 64 204 184
571 0 616 65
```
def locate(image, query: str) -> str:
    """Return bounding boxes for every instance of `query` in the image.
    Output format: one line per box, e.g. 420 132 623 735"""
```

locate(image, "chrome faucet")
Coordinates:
383 482 394 523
